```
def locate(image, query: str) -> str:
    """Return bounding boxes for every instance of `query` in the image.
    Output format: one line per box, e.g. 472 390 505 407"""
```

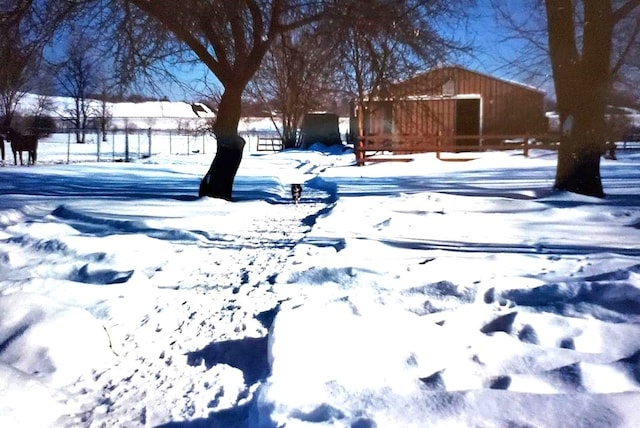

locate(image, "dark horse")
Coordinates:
6 128 38 166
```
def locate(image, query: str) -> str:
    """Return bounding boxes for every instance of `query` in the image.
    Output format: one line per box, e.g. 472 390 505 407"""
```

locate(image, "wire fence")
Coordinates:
1 128 284 165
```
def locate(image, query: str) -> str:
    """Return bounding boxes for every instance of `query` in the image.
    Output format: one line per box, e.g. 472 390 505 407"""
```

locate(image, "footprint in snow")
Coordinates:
71 263 134 285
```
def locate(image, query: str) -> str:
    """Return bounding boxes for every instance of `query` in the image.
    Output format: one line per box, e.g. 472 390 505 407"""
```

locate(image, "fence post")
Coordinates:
125 127 130 162
97 128 101 162
355 137 364 166
67 129 71 164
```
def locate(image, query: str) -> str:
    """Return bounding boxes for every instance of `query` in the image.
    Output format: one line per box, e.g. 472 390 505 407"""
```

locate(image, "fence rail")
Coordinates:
1 128 284 165
257 137 284 152
355 134 562 165
352 133 640 165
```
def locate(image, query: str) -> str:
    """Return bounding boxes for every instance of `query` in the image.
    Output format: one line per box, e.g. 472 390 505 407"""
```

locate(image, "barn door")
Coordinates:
455 98 480 146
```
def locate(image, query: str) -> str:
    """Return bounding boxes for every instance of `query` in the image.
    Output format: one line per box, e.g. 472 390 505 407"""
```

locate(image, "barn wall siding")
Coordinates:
364 66 546 140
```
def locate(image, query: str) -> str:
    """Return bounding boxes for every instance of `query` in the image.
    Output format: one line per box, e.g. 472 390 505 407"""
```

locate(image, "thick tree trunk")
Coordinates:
546 0 613 198
554 114 605 197
198 86 245 200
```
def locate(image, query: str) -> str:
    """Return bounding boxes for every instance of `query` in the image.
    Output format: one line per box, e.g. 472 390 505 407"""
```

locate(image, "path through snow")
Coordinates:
0 161 335 426
58 189 332 426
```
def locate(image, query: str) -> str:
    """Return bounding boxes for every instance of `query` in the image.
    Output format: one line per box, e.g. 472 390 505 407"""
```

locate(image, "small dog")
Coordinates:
291 184 303 204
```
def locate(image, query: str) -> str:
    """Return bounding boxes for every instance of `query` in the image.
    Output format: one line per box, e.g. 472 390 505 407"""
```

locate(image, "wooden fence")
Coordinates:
354 134 562 165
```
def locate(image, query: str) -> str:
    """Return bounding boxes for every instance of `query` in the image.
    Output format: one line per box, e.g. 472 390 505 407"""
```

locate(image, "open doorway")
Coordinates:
455 98 480 146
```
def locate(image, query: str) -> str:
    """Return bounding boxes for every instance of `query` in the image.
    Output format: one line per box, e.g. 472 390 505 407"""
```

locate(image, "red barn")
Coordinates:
362 66 547 145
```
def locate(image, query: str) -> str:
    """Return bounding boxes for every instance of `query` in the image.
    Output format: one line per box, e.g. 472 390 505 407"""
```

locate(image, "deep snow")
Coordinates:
1 131 640 428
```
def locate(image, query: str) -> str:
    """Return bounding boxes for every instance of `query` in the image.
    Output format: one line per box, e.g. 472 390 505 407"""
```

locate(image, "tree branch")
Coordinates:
613 0 640 23
612 8 640 75
127 0 223 79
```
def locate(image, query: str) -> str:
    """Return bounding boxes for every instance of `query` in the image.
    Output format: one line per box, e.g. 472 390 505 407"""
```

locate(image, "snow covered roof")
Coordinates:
397 65 545 95
111 101 215 119
16 93 215 119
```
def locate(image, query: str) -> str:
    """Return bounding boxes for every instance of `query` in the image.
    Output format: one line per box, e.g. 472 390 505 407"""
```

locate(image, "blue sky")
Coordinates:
39 1 551 102
146 1 553 102
460 1 552 90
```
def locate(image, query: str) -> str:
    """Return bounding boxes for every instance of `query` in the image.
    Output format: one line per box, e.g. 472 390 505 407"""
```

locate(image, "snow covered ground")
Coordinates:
1 136 640 428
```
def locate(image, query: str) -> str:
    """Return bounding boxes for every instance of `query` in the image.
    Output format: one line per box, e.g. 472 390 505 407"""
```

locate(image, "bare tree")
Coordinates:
5 0 468 197
333 0 473 137
33 93 54 118
113 1 326 199
54 34 101 143
545 0 640 197
490 0 640 197
29 91 56 136
245 0 472 152
611 2 640 100
106 1 474 198
0 2 39 128
1 1 86 128
248 25 339 148
1 0 77 162
0 40 30 127
95 79 114 142
487 1 551 88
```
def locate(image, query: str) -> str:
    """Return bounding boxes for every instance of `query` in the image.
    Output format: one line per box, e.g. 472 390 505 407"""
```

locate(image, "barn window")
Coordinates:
442 79 455 96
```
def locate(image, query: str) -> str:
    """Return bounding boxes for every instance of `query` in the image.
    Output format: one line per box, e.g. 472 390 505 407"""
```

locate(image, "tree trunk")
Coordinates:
282 114 298 149
1 115 8 160
198 85 245 200
554 111 606 197
546 0 612 198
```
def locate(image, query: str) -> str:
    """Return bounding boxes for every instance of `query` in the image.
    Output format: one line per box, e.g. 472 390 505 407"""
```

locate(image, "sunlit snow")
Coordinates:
1 119 640 427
